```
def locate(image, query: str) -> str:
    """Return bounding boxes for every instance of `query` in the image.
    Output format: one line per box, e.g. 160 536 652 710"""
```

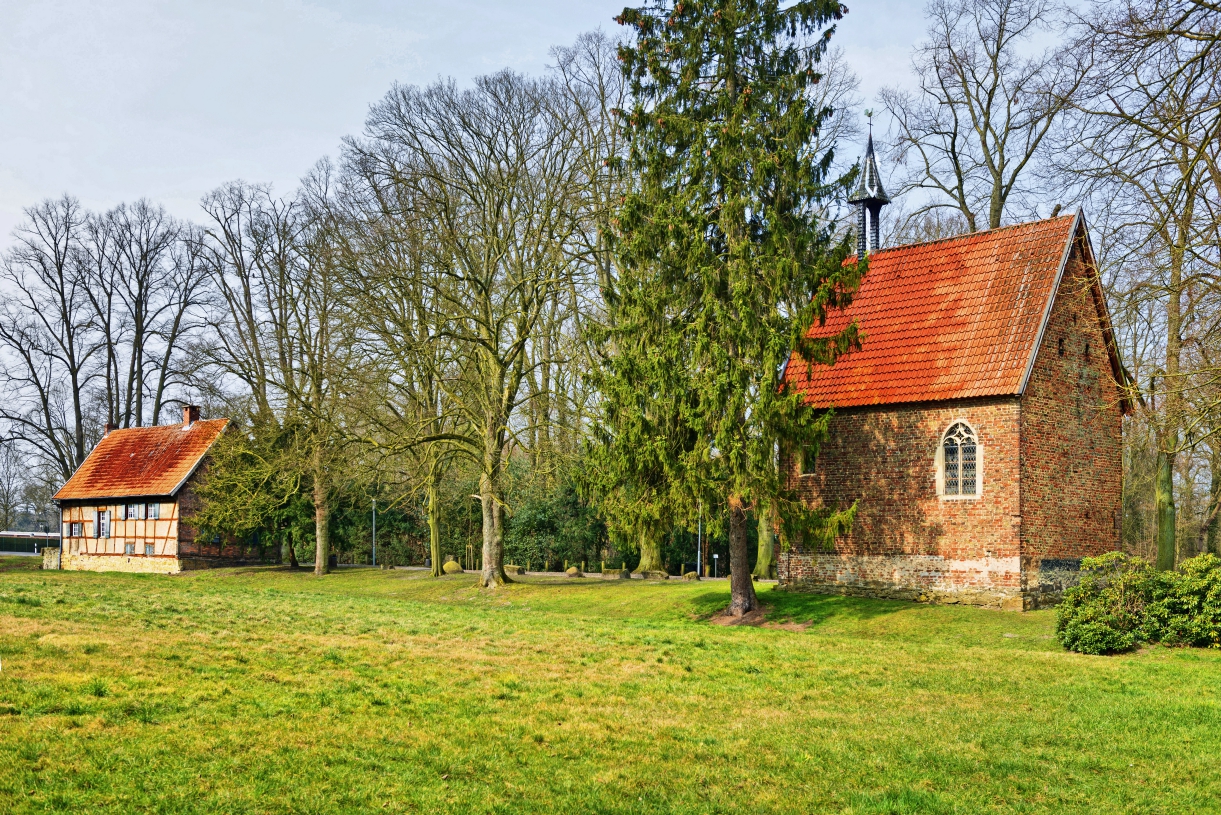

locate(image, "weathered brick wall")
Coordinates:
780 398 1025 608
1020 242 1124 599
175 478 202 554
175 473 276 565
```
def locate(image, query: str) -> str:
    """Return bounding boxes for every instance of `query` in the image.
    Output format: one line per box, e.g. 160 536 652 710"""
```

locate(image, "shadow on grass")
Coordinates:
687 584 909 627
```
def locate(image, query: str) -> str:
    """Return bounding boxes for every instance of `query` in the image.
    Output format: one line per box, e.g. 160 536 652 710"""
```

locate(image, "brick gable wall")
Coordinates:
1019 241 1124 600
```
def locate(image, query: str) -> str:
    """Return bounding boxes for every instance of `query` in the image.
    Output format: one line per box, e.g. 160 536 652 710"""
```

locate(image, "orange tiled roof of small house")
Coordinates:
55 415 227 501
781 212 1127 410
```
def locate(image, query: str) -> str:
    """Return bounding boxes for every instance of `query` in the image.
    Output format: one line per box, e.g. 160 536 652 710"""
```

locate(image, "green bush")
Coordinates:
1056 552 1221 654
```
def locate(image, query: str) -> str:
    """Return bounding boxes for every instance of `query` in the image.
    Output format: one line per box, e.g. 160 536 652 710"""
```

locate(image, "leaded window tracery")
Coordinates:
942 422 978 496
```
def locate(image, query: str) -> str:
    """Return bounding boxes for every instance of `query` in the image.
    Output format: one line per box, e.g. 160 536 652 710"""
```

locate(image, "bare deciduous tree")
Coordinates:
881 0 1087 231
344 70 587 587
199 175 355 576
0 196 101 479
1063 0 1221 567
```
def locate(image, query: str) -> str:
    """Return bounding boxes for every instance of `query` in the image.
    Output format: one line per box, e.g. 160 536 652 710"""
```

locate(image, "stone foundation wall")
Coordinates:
778 551 1025 610
1023 558 1083 609
61 552 183 574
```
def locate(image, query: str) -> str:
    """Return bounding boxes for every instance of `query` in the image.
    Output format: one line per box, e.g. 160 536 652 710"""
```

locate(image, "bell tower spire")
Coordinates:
847 117 890 258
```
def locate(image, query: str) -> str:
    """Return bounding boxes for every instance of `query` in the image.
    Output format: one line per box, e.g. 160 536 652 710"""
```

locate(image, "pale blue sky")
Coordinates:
0 1 926 244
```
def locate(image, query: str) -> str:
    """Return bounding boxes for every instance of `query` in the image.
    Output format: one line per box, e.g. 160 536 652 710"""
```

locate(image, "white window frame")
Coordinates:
145 543 155 557
936 420 983 501
96 509 110 538
146 502 160 520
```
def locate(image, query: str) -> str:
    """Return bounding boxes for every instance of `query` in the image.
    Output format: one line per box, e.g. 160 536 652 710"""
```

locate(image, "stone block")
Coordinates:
41 546 61 570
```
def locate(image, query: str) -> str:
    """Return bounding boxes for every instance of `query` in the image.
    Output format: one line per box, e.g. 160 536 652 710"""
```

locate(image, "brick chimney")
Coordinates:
104 423 118 436
183 405 200 427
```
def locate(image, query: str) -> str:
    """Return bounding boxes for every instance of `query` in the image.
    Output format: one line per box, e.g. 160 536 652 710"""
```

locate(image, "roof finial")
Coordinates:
848 113 889 257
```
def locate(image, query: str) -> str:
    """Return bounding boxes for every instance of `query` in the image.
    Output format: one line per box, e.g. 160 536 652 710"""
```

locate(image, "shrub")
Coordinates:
1144 554 1221 648
1057 552 1221 654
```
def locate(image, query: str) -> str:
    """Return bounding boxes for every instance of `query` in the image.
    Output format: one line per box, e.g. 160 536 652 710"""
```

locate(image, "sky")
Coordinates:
0 0 928 247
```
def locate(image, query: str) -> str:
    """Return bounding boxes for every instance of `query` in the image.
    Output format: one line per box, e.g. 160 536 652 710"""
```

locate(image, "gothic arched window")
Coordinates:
939 422 979 497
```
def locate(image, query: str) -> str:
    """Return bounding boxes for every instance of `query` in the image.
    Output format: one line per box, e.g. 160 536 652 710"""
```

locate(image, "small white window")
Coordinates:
938 422 981 498
146 502 160 520
96 510 110 538
144 543 155 557
125 542 135 555
126 503 144 520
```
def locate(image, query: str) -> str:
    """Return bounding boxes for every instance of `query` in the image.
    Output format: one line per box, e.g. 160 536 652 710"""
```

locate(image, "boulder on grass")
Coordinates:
442 560 463 575
503 564 525 575
565 566 584 577
639 570 669 581
683 571 700 581
602 568 631 579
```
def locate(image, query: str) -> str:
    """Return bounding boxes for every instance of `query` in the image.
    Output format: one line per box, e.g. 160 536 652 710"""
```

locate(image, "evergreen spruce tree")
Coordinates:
608 0 862 614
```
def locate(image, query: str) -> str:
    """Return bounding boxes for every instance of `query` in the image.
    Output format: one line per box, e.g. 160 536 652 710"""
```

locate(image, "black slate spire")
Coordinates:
847 129 890 258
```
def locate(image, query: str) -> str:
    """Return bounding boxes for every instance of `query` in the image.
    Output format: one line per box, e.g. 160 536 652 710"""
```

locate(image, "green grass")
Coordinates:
1 555 1218 814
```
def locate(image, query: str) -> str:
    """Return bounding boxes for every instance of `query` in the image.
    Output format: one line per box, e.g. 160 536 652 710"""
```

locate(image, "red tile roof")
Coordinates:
54 418 228 501
783 214 1087 408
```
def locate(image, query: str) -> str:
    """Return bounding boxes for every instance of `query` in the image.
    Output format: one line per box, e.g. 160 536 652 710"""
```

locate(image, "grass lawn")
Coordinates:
1 556 1218 814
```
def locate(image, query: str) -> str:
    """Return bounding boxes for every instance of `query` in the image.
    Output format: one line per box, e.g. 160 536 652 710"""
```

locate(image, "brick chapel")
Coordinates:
779 138 1128 610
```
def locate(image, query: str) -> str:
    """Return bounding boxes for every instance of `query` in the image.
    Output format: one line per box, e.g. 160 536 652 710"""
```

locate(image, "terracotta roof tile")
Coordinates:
784 215 1078 408
54 418 228 501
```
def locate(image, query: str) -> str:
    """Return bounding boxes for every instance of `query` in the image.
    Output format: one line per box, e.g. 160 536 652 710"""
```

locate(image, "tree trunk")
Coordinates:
1155 445 1176 571
752 500 777 580
285 531 299 569
428 478 442 577
1206 447 1221 556
727 494 758 616
632 526 664 574
478 471 509 587
313 459 330 576
1155 236 1185 570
